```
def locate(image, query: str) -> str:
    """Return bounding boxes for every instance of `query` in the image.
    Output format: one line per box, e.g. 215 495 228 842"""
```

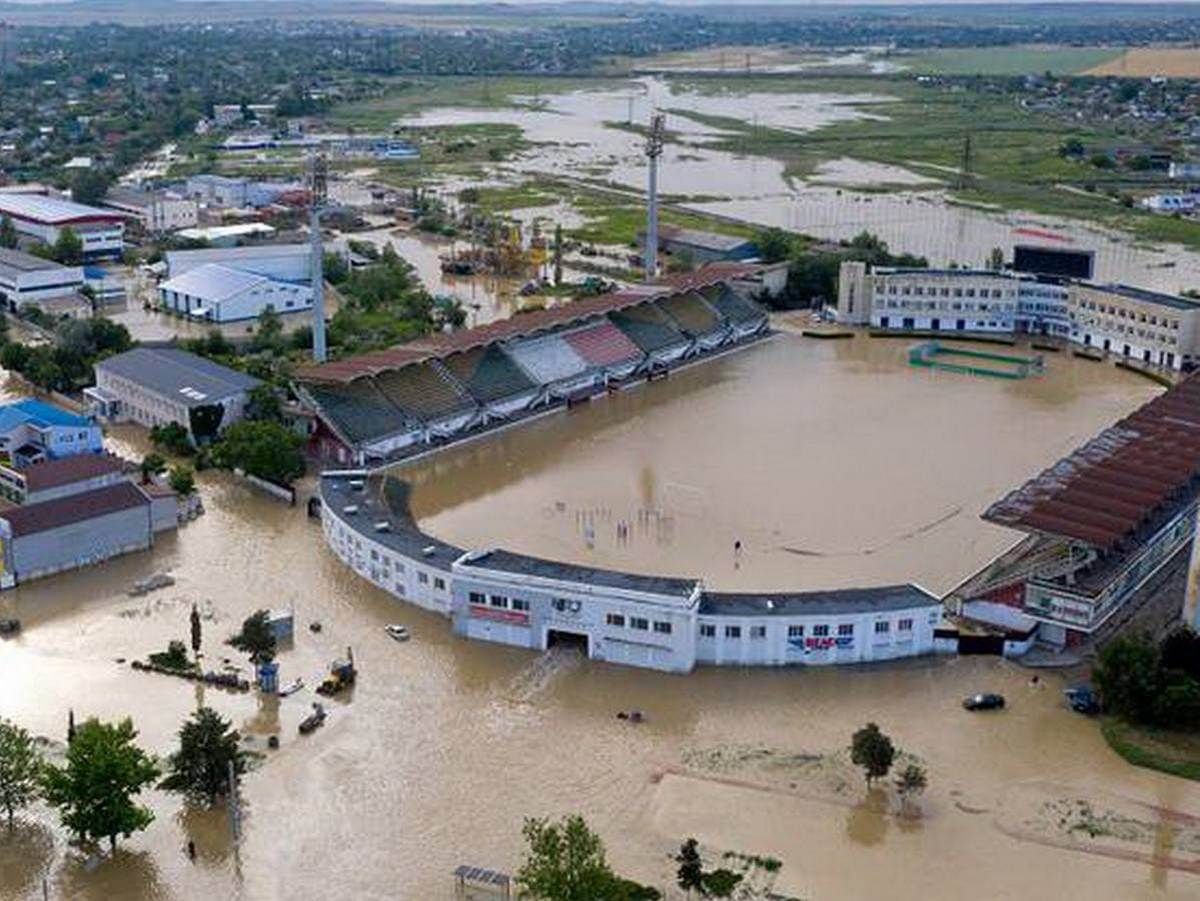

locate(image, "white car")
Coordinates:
385 624 410 642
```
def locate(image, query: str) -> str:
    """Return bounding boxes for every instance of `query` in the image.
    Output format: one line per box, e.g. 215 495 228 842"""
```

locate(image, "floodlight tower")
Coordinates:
643 112 665 284
307 151 328 363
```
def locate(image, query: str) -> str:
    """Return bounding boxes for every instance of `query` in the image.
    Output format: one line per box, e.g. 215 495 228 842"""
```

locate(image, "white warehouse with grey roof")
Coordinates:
158 262 313 323
86 347 261 440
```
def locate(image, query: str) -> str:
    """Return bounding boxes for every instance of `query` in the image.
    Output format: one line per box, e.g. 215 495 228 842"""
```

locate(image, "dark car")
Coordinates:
963 692 1005 711
1065 686 1101 715
0 618 19 637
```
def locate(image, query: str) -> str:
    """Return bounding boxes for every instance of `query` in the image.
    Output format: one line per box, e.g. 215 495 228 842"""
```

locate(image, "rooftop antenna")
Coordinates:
644 112 665 283
307 151 328 363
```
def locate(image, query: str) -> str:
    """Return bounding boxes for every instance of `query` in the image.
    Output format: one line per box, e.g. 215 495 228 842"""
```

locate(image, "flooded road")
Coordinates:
0 349 1197 900
408 332 1160 594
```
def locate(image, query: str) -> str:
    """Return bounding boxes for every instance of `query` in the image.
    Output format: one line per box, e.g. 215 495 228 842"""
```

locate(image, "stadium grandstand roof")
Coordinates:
0 193 123 225
983 373 1200 552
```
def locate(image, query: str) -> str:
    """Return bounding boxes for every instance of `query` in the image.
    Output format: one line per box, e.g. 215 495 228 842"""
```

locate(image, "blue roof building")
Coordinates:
0 399 104 465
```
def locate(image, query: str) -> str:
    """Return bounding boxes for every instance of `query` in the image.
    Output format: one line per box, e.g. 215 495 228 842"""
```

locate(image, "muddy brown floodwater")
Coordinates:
408 332 1161 594
1 340 1198 901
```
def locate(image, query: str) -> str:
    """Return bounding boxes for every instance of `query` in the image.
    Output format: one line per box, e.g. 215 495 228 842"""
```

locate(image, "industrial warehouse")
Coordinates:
295 268 772 466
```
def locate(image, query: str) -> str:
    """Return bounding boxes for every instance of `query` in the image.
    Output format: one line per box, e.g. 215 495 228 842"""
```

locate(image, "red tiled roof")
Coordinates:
17 454 128 492
983 373 1200 551
0 482 148 537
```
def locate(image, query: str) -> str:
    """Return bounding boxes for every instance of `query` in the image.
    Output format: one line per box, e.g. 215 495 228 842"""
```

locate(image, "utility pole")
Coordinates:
644 113 665 284
307 152 328 363
957 133 974 191
228 758 242 844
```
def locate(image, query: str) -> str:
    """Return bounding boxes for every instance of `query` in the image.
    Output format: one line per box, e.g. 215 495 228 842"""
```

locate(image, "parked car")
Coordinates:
0 618 20 637
1065 685 1101 715
963 693 1005 711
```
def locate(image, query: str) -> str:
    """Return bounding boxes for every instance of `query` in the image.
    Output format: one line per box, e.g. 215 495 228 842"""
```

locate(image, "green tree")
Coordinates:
674 837 704 897
139 453 167 483
250 305 284 354
159 707 247 805
245 383 283 423
150 421 193 455
227 609 276 665
756 227 793 264
0 342 29 373
1093 633 1161 724
52 227 84 266
323 251 349 286
850 722 895 787
0 215 17 250
168 464 196 496
70 168 113 206
517 815 619 901
40 717 160 851
894 763 928 810
211 420 304 485
0 718 41 829
700 869 742 899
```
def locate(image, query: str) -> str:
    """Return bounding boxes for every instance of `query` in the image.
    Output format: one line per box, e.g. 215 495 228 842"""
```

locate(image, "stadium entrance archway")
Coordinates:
547 629 590 655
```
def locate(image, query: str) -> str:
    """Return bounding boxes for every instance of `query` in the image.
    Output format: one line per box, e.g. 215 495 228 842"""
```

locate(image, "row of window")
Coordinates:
884 284 1009 299
699 618 915 640
606 612 672 634
1075 300 1180 329
468 591 530 612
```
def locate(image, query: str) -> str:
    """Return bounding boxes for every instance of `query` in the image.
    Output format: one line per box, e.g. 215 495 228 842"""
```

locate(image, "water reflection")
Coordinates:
845 788 890 847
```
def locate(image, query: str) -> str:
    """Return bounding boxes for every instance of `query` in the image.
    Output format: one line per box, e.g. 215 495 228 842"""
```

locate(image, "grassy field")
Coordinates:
1101 718 1200 782
897 46 1125 77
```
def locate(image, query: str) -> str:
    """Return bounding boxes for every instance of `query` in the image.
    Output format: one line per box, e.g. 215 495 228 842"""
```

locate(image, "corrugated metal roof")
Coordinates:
0 399 92 433
95 348 260 406
699 584 939 616
160 263 268 302
0 193 122 224
17 454 127 491
0 248 69 275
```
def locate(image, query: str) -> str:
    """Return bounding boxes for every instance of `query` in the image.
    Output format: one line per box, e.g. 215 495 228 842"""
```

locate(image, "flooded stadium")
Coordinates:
2 340 1198 901
406 331 1161 594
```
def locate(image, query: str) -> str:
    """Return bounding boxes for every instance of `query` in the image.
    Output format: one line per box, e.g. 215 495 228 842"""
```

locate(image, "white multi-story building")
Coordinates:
837 261 1199 370
1068 282 1200 370
0 193 124 259
103 188 199 234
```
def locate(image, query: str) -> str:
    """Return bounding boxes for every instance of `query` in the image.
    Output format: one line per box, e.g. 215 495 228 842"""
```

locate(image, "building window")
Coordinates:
653 621 672 635
606 613 625 627
630 617 649 631
787 625 804 638
418 572 428 584
700 624 716 638
898 618 913 632
838 624 854 637
512 598 529 612
874 621 890 634
725 625 741 639
469 592 486 605
812 625 829 637
490 595 509 608
434 578 445 591
750 625 767 639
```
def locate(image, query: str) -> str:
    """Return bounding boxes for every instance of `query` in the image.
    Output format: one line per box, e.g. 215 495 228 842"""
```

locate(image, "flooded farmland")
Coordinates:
3 340 1198 899
391 78 1200 295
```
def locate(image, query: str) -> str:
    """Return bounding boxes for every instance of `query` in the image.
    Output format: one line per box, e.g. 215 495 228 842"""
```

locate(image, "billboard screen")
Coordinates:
1013 245 1095 280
